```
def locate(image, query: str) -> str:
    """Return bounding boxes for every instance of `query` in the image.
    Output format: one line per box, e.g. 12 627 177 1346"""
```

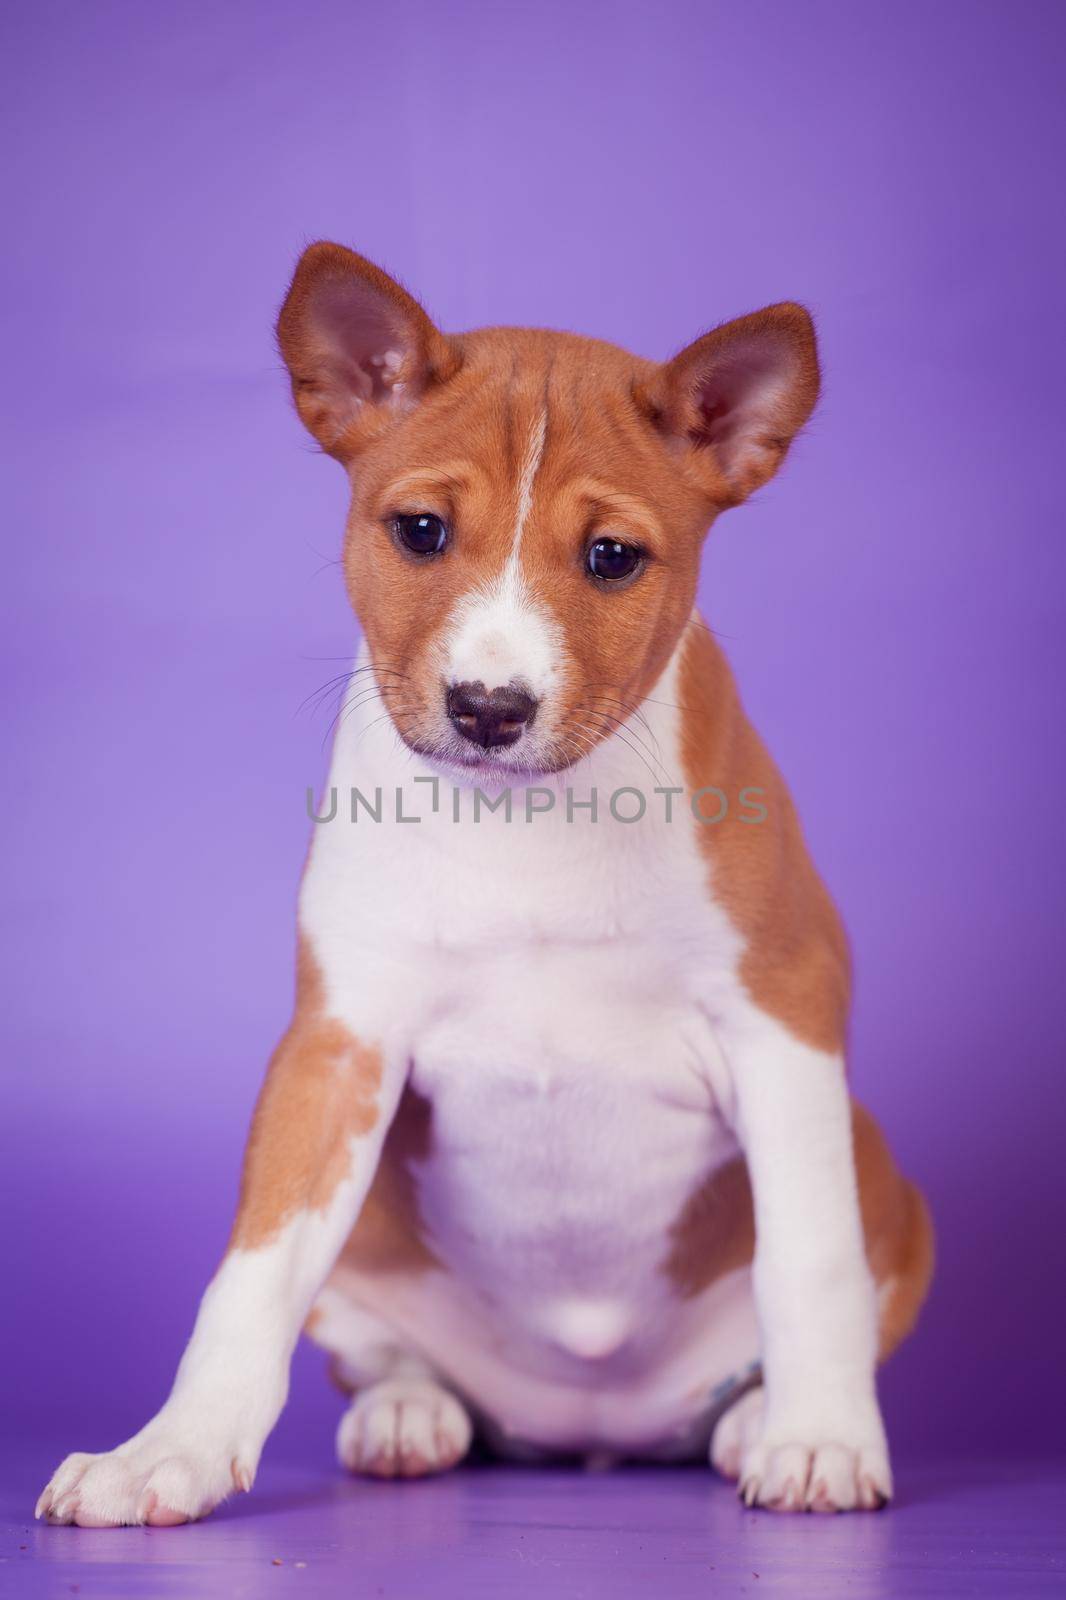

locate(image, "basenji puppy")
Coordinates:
38 244 932 1527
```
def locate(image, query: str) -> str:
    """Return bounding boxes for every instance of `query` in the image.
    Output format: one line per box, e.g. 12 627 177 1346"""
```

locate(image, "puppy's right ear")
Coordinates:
276 242 459 458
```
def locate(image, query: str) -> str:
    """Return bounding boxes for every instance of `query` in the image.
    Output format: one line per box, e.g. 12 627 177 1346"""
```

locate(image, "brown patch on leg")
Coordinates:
305 1086 439 1375
229 941 383 1250
676 623 852 1056
852 1102 935 1358
662 1154 756 1298
334 1083 439 1277
663 1101 933 1364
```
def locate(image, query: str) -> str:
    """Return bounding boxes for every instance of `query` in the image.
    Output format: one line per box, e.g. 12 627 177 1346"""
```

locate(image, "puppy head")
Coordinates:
278 243 819 776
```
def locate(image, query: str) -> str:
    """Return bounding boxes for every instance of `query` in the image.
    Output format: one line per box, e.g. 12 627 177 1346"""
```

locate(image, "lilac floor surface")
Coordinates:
3 1447 1063 1599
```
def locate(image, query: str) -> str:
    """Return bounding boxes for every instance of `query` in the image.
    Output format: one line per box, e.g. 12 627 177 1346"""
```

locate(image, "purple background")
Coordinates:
4 0 1065 1485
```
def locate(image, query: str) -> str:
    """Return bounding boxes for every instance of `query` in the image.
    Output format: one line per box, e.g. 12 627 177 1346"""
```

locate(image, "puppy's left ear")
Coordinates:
644 304 820 506
276 241 459 458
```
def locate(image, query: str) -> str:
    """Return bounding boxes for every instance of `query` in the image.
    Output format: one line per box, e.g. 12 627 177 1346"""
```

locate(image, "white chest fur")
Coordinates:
299 639 763 1442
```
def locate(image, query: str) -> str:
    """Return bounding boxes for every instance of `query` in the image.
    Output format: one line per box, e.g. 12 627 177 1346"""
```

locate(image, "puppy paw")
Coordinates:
710 1387 764 1481
738 1405 892 1513
337 1378 472 1479
36 1431 256 1527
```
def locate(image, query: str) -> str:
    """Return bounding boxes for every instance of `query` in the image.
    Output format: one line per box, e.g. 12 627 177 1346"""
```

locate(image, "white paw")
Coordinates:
36 1427 257 1527
710 1387 764 1481
337 1379 472 1479
738 1409 892 1514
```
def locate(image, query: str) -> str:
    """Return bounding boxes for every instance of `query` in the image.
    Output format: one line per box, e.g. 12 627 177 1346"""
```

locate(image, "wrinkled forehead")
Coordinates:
351 328 700 702
357 328 673 562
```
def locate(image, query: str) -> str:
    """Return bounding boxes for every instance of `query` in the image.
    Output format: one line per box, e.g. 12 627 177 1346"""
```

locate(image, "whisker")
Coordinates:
322 685 406 752
582 691 667 771
301 537 344 581
301 655 411 680
571 707 665 789
350 705 421 757
581 679 695 721
563 721 606 786
686 614 734 643
297 671 356 720
572 703 673 788
298 662 413 728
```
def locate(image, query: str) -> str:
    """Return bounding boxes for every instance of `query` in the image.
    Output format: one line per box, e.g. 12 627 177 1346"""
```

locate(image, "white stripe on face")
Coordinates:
509 409 547 561
442 411 561 701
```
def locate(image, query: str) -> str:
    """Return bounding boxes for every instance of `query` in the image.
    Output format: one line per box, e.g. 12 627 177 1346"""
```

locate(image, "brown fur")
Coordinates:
275 244 820 775
664 1101 933 1359
636 302 821 505
229 942 383 1250
662 1151 757 1298
308 1086 438 1388
334 1082 439 1277
273 245 932 1373
276 242 460 455
677 621 852 1054
327 327 711 769
852 1103 936 1357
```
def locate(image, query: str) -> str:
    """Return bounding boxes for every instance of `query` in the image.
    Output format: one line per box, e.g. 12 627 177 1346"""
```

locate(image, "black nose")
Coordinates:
447 681 538 750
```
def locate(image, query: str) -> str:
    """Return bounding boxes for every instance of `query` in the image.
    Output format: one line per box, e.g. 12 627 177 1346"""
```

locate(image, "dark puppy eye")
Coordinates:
394 513 448 556
587 538 643 582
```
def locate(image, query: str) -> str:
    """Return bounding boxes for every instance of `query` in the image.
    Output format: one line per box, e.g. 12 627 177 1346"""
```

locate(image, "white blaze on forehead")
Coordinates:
510 409 547 559
443 410 562 699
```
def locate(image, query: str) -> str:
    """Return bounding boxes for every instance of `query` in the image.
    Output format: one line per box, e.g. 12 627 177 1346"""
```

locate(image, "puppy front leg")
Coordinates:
37 949 406 1528
730 1026 890 1513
